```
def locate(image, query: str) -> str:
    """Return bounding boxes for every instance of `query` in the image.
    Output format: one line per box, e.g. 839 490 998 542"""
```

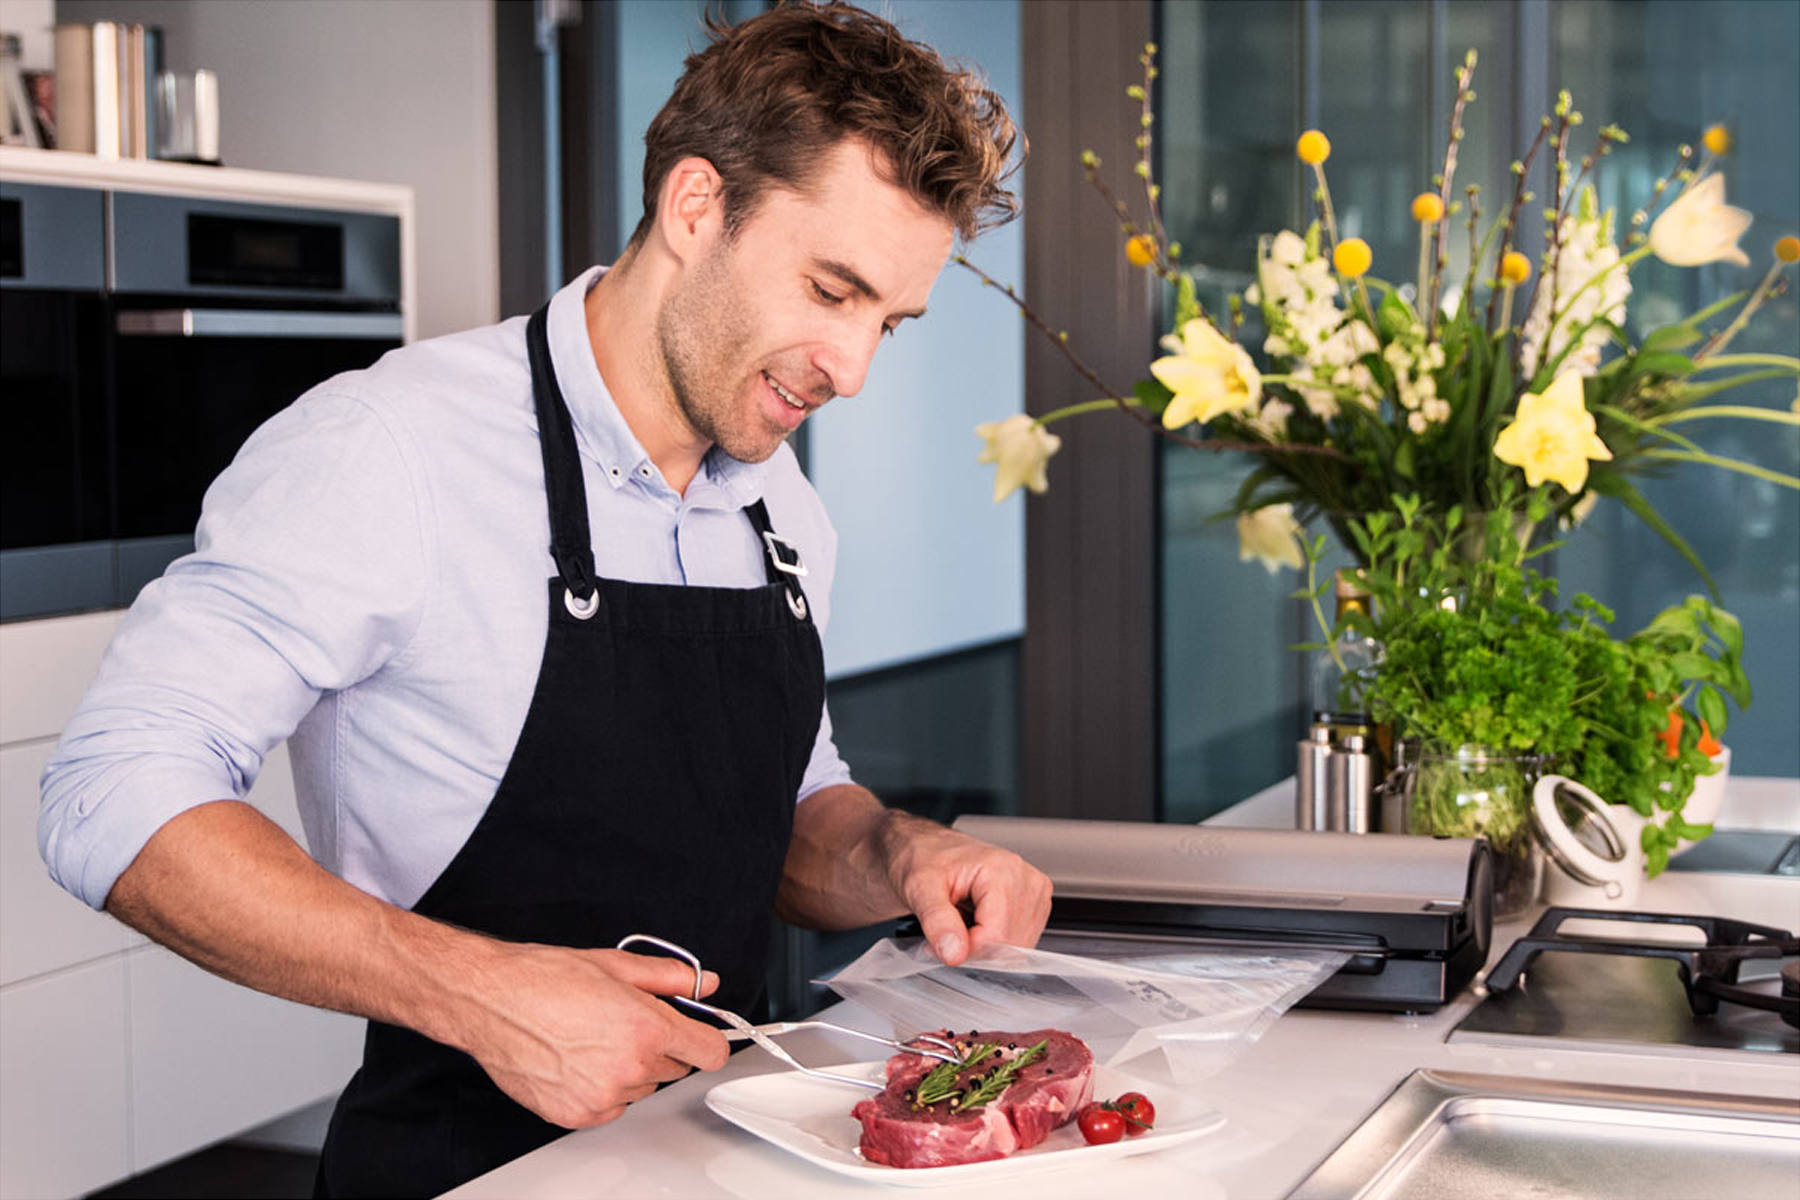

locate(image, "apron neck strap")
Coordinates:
744 499 810 619
526 304 597 599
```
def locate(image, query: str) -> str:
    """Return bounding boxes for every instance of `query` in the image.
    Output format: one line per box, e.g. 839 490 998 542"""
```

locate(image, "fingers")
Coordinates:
659 1011 731 1072
597 948 721 998
911 895 973 966
904 843 1053 965
968 862 1052 952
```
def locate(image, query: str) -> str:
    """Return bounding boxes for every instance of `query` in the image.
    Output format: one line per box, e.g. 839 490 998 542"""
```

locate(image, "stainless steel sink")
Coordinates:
1287 1070 1800 1200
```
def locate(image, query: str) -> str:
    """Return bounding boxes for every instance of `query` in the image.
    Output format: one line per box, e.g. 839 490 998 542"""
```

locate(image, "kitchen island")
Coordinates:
443 777 1799 1199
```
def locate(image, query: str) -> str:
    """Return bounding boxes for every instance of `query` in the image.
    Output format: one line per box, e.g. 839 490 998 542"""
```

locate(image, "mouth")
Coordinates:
761 370 818 431
763 370 811 411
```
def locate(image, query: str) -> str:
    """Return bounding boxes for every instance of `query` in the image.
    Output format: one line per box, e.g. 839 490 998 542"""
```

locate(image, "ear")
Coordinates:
656 157 725 264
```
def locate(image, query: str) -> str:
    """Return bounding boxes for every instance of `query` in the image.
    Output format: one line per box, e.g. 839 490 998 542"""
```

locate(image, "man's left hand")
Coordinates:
877 811 1051 966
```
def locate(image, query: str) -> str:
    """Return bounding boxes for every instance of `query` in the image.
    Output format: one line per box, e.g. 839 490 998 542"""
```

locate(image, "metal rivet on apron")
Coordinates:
786 590 807 620
564 587 599 619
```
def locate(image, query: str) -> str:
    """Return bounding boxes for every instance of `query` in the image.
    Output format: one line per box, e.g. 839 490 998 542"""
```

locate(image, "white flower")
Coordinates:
1270 230 1308 266
1290 365 1339 419
1561 488 1601 530
975 414 1062 502
1649 173 1752 267
1237 504 1305 573
1245 398 1293 439
1520 191 1631 379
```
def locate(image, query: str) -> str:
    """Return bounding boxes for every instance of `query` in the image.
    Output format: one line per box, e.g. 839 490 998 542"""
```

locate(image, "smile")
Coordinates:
763 370 808 411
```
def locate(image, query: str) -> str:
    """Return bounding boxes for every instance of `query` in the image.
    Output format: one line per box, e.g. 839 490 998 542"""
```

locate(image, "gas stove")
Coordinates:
1454 908 1799 1056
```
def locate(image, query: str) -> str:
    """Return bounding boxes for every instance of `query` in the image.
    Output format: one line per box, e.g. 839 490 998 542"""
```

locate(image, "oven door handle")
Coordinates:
115 309 404 340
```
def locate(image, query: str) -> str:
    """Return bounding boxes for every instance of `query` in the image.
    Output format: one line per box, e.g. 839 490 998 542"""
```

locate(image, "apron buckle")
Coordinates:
760 531 809 578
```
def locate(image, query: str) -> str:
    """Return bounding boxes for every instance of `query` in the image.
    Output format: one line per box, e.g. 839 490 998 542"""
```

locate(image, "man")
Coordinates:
37 3 1049 1195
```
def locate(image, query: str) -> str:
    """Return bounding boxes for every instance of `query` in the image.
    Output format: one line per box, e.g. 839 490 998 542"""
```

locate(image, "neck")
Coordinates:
584 247 710 495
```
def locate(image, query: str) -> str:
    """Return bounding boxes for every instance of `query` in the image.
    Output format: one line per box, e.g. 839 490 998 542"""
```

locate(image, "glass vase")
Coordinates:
1401 746 1548 919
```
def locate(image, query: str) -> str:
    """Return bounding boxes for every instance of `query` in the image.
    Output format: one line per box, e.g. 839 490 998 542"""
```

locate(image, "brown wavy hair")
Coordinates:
631 0 1023 247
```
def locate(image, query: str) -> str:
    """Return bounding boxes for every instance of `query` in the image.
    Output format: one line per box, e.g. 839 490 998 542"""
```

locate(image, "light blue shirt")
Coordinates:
40 267 853 912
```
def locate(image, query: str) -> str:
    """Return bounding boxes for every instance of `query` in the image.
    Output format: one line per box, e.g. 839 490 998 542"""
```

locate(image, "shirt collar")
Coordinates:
546 266 771 507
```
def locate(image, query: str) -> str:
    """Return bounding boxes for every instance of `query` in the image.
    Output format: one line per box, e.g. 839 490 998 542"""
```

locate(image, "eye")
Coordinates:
881 322 899 339
810 279 845 306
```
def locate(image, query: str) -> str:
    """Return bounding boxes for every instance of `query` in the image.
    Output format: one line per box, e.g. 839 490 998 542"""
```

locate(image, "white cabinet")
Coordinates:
0 959 132 1200
0 610 123 743
128 946 362 1171
0 614 360 1196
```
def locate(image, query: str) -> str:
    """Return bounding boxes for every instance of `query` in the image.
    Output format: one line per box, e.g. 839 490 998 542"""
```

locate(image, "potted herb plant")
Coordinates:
1313 495 1749 914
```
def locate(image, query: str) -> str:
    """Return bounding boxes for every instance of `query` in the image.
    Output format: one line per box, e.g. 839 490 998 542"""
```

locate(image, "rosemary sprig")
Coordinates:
912 1043 999 1108
958 1039 1049 1110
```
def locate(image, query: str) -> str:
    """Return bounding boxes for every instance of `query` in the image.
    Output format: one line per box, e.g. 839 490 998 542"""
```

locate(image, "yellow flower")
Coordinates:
1125 234 1158 267
1493 371 1614 493
1500 251 1531 284
975 414 1062 502
1151 319 1262 429
1702 125 1733 156
1237 504 1305 573
1777 236 1800 263
1649 173 1752 267
1296 130 1331 164
1411 193 1444 223
1333 237 1372 277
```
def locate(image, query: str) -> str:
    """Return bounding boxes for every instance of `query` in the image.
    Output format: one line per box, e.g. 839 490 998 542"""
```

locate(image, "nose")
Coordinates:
810 322 886 401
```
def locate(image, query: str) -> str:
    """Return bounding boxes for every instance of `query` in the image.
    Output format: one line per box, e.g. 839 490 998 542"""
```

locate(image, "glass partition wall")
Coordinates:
1155 0 1798 822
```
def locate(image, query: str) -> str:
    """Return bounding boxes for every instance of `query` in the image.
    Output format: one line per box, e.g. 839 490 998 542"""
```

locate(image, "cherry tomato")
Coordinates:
1116 1091 1156 1135
1078 1104 1126 1145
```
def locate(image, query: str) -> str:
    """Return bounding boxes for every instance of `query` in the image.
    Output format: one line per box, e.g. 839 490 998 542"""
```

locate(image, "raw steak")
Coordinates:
852 1028 1096 1169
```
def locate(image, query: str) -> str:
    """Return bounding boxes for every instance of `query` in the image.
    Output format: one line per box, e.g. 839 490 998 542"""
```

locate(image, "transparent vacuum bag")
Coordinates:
822 936 1348 1085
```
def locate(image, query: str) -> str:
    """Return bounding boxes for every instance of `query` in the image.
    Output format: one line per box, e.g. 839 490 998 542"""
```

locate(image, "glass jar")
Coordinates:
1400 746 1548 919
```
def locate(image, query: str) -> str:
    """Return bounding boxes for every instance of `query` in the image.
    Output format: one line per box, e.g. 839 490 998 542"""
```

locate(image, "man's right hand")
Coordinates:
459 945 731 1129
102 800 733 1134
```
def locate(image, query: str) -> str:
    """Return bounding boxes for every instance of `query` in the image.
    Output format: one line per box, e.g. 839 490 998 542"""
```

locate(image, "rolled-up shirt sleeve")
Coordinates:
39 390 431 910
796 701 855 802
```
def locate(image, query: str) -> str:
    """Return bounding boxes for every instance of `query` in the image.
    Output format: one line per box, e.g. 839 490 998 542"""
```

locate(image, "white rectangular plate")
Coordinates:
704 1061 1225 1187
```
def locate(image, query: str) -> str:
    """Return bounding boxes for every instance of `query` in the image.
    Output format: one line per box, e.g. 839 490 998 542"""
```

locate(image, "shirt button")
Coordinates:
608 466 621 479
638 465 652 478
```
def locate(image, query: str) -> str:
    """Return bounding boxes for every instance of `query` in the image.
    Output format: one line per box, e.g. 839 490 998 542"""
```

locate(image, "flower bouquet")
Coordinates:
969 47 1800 589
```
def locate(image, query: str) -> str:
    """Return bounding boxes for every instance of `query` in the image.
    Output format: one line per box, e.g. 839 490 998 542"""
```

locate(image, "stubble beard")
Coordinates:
654 241 785 465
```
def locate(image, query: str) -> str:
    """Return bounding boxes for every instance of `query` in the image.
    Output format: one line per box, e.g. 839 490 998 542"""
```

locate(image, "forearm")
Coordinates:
104 798 505 1055
774 784 915 929
775 784 1053 964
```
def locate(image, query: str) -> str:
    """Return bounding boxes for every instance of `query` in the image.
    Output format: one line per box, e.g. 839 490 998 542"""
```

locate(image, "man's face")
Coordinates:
655 140 956 464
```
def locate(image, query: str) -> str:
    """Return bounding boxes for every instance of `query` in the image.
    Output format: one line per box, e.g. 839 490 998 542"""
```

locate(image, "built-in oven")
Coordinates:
0 183 113 619
0 184 404 620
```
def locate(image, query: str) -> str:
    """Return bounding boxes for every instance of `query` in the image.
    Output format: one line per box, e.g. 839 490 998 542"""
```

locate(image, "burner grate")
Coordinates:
1484 908 1799 1028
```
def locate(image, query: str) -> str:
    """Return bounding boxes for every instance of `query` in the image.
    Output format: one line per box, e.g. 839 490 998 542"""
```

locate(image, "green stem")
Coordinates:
1305 552 1347 675
1669 370 1792 404
1311 162 1341 254
1687 353 1800 373
1642 448 1800 490
1416 223 1432 319
1695 259 1786 361
1659 405 1800 427
1036 397 1144 425
1260 373 1367 398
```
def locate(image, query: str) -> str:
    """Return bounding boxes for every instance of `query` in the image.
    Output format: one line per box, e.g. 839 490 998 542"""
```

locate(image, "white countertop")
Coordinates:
445 778 1800 1199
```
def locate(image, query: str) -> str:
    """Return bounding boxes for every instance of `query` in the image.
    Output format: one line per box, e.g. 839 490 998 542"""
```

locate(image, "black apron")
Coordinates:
316 304 826 1198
